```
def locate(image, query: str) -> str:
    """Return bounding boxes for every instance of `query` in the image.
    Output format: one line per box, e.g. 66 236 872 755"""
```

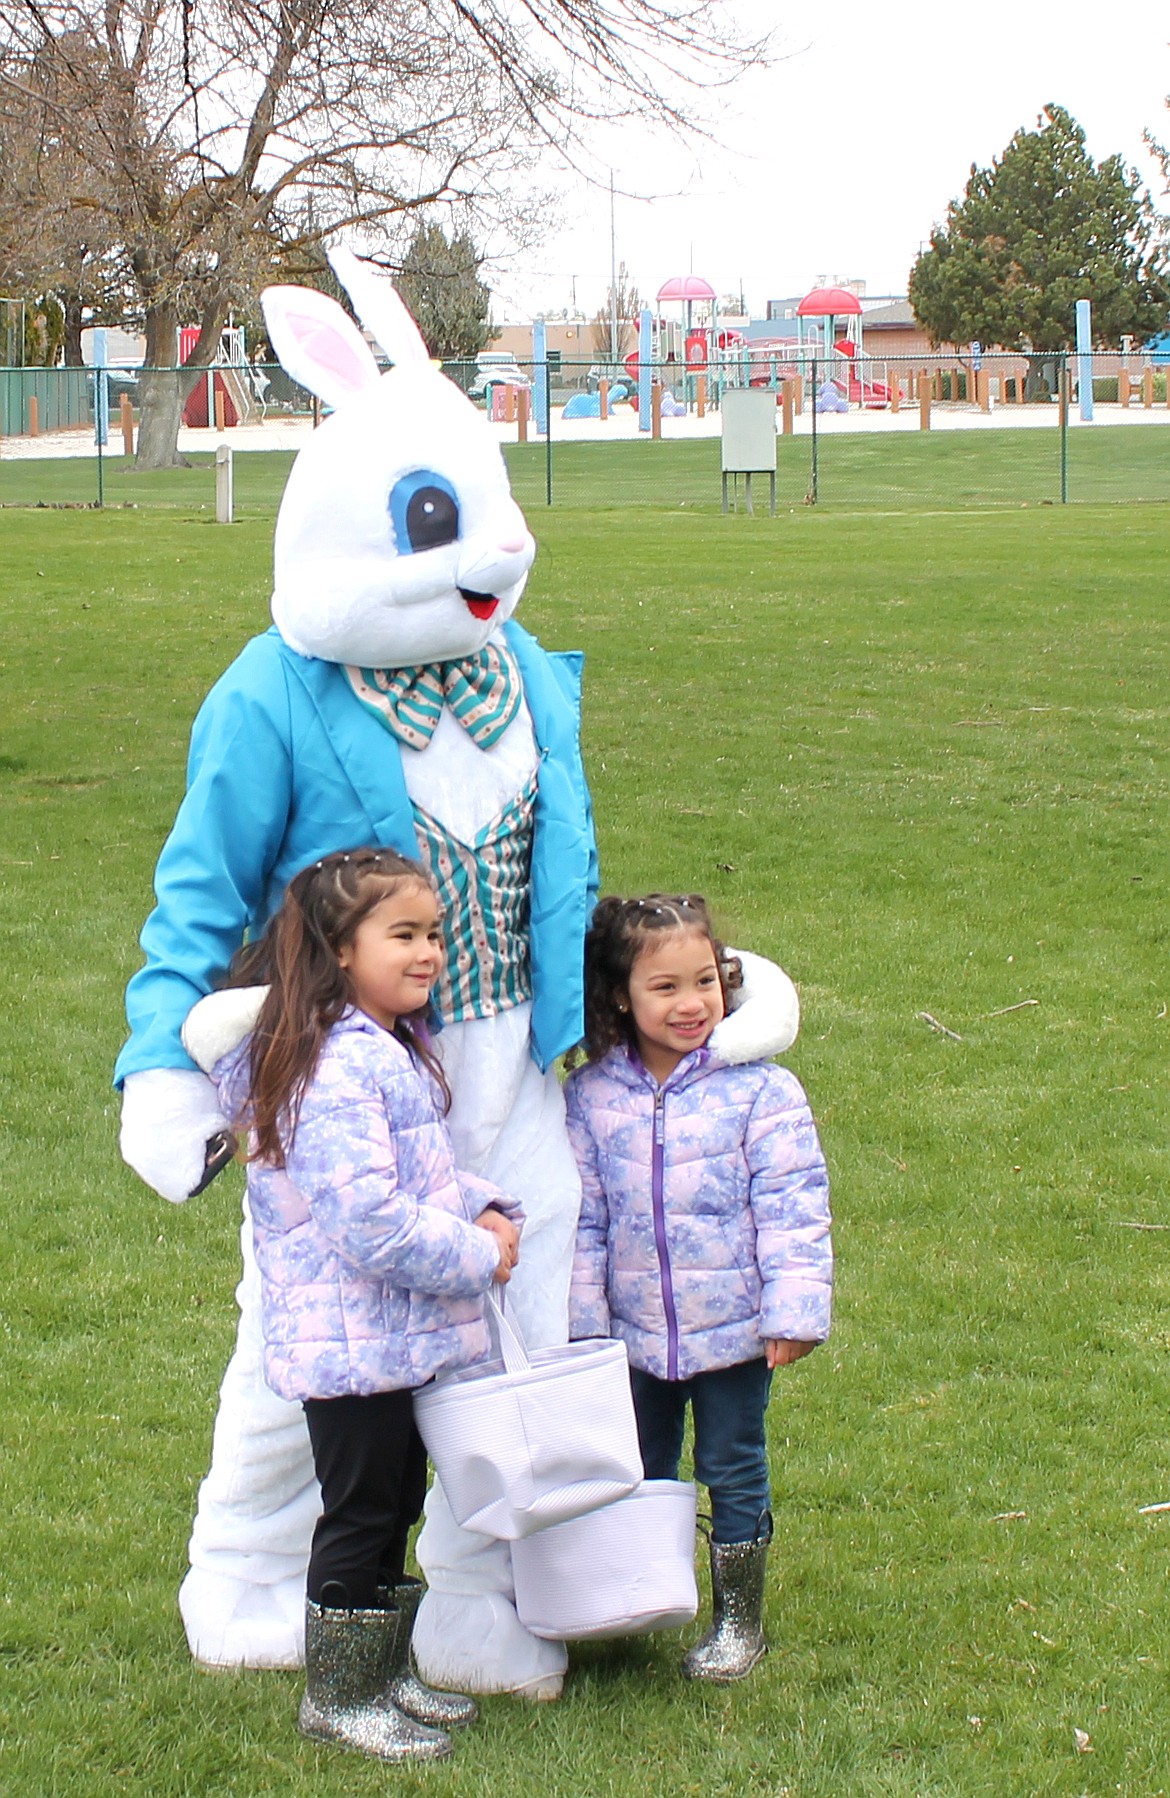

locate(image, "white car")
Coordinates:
469 353 531 398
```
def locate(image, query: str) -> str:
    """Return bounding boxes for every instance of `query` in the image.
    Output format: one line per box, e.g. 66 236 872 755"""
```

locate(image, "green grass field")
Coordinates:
3 418 1170 512
1 474 1168 1796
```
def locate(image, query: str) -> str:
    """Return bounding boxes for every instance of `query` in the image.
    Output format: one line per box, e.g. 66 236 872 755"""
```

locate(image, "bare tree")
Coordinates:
590 262 643 363
0 0 766 465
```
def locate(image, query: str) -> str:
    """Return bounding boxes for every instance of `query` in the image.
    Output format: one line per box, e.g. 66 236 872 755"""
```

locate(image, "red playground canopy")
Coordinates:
797 286 863 317
657 275 716 302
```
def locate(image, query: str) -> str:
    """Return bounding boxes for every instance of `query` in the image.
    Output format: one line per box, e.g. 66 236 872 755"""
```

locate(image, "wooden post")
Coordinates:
599 378 609 420
978 368 990 412
215 443 233 523
214 386 226 432
1119 369 1131 408
504 384 516 423
1143 366 1154 408
651 382 662 440
794 373 804 414
781 379 794 434
120 393 134 455
28 394 39 436
516 386 529 443
696 373 706 418
919 377 931 430
889 368 900 413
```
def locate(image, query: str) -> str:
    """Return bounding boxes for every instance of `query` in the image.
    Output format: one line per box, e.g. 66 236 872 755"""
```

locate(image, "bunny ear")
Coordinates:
261 283 381 409
328 244 432 369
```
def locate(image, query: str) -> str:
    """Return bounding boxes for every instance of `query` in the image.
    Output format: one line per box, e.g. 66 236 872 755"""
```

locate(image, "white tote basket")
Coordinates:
512 1479 699 1640
413 1296 643 1541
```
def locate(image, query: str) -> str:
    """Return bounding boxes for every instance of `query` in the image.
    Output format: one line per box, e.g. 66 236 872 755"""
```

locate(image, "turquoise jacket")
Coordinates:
115 621 598 1083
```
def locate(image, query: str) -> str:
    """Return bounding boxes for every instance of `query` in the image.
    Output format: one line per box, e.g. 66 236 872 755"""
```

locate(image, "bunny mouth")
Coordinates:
459 589 501 621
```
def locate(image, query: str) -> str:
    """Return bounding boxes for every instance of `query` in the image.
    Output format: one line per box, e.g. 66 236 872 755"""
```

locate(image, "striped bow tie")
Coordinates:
345 641 522 751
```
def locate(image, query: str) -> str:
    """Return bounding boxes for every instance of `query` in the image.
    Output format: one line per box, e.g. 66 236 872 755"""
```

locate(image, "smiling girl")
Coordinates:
564 893 832 1682
195 848 521 1762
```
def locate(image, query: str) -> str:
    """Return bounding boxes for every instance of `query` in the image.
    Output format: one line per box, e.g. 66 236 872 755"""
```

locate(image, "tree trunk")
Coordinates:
136 366 198 467
135 300 226 467
62 292 85 367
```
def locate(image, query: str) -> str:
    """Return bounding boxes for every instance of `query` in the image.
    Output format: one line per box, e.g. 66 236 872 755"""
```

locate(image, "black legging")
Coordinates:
303 1389 429 1609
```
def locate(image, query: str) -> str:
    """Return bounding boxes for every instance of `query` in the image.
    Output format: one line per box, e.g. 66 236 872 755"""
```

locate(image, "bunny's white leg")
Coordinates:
412 1008 577 1698
179 1203 319 1669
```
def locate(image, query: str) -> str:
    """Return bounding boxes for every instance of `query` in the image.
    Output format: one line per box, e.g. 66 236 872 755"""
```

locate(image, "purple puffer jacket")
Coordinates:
565 1045 831 1381
212 1009 519 1401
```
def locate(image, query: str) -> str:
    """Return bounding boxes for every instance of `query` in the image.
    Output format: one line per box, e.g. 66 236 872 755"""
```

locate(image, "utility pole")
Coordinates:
609 173 618 363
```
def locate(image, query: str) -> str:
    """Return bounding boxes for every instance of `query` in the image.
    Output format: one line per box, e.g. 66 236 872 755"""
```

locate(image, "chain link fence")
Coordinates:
3 351 1170 512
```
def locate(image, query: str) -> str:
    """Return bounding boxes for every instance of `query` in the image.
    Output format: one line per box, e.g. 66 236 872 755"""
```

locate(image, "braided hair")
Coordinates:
575 892 742 1065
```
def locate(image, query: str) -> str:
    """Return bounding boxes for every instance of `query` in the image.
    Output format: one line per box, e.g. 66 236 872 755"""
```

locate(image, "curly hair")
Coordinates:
226 847 450 1166
575 892 742 1065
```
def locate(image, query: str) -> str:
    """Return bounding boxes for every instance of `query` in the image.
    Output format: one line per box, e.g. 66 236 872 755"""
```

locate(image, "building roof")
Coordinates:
855 299 917 329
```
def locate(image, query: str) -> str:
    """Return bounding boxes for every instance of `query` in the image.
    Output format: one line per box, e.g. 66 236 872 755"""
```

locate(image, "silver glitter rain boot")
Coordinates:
681 1538 769 1683
297 1601 452 1762
383 1582 478 1729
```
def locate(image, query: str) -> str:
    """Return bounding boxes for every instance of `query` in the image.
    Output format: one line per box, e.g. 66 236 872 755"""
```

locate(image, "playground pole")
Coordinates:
532 320 549 435
638 308 652 433
1075 299 1093 422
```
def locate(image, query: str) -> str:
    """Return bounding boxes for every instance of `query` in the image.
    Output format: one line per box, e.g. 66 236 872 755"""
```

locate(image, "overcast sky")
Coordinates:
485 0 1170 321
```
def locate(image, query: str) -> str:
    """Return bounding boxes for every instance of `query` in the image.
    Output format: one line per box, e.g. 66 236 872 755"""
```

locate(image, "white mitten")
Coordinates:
120 1067 230 1203
182 986 269 1074
709 947 801 1065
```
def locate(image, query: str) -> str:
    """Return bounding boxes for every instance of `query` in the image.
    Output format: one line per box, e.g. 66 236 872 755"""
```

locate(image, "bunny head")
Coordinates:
261 247 536 668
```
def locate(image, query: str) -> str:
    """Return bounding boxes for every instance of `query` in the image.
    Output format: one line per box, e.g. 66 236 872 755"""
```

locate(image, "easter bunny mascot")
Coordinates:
116 249 800 1698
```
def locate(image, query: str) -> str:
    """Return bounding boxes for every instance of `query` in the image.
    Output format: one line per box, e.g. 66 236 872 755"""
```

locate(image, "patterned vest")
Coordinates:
411 773 537 1023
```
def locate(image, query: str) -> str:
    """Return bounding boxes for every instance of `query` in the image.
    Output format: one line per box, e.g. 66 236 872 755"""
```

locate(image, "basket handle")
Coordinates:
486 1291 531 1375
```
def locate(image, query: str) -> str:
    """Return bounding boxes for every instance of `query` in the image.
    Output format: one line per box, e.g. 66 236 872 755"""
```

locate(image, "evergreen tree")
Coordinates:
909 106 1168 352
395 222 492 361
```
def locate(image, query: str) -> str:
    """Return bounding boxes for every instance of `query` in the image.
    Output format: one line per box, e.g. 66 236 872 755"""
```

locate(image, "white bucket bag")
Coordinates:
511 1479 700 1640
413 1296 643 1541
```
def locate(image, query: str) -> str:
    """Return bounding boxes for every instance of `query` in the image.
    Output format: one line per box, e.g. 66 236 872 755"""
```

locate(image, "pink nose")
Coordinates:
498 535 525 554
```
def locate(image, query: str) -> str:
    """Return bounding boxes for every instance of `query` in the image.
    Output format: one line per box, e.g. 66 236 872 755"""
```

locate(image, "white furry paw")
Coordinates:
711 948 800 1064
411 1590 566 1699
182 986 268 1074
119 1067 229 1203
179 1567 305 1670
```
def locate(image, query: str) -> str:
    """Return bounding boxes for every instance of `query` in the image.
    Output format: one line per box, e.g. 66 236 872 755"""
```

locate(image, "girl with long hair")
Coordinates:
196 847 520 1763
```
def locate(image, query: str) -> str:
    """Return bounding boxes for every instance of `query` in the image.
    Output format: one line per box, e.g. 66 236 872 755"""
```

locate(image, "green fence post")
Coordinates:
809 355 818 504
1059 357 1069 504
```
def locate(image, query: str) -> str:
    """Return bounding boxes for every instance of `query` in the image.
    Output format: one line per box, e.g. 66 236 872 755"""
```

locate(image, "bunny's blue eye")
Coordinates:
389 470 460 554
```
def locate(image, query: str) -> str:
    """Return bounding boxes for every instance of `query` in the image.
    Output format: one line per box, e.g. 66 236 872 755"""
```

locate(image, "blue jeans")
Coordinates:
629 1359 774 1545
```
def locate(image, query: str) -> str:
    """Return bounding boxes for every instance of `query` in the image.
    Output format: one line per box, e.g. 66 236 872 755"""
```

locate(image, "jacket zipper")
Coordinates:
651 1086 680 1380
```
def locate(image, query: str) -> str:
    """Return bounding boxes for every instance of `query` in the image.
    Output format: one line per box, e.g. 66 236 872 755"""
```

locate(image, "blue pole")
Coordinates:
1075 299 1093 422
638 308 652 432
93 325 109 447
532 320 549 434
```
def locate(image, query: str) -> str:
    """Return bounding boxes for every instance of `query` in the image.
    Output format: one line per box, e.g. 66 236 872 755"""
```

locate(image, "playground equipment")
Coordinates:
179 324 260 427
796 288 890 409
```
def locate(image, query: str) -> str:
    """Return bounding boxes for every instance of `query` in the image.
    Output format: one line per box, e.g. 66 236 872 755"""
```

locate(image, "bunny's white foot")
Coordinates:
180 1567 305 1670
411 1589 566 1700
